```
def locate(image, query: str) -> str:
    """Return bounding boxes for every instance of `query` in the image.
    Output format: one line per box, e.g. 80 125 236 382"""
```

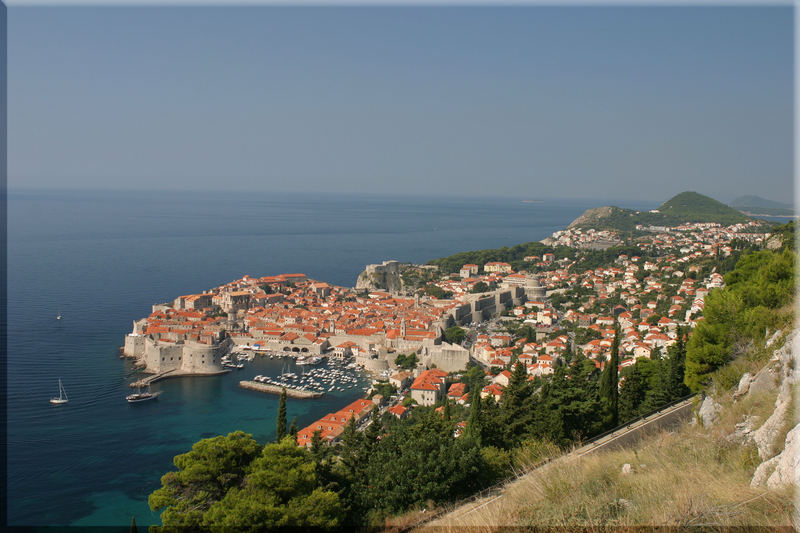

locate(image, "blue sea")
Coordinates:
7 189 601 526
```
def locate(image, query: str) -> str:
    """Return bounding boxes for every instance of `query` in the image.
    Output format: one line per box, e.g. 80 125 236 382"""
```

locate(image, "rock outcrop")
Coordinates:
698 396 722 427
567 206 618 229
746 329 799 488
355 260 402 293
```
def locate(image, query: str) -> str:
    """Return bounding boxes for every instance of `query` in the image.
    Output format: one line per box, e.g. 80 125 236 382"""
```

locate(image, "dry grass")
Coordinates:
411 330 798 532
422 386 794 531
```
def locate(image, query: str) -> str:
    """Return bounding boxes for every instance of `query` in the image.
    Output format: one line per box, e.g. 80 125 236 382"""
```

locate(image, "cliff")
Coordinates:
355 260 403 292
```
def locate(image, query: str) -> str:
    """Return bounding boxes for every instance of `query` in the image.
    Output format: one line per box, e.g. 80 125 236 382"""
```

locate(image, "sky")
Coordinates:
8 5 795 204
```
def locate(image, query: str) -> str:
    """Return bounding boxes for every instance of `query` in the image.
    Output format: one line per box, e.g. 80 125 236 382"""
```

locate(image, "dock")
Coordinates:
129 368 229 388
238 380 324 399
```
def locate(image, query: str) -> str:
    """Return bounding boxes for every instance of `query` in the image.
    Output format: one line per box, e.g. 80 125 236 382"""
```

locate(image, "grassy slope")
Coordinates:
422 330 796 531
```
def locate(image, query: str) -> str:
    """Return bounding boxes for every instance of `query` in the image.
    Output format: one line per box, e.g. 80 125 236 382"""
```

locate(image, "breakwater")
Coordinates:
238 380 324 399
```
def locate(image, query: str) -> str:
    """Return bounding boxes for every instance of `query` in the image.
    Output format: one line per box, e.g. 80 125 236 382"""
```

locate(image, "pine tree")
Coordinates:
276 387 287 441
599 323 620 429
618 366 646 422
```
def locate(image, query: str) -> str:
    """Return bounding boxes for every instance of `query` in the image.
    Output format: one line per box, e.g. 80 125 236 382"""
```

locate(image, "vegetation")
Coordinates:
394 352 418 370
685 247 795 390
427 242 557 274
731 195 795 217
444 326 467 344
471 281 490 293
422 284 453 299
276 388 287 441
572 191 754 231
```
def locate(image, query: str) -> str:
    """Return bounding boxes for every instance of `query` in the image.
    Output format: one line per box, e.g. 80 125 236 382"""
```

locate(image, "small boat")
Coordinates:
50 379 68 405
126 385 161 403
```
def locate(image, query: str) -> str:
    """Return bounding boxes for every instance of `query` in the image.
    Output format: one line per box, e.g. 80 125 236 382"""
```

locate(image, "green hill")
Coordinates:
570 191 752 231
656 191 750 224
731 195 795 217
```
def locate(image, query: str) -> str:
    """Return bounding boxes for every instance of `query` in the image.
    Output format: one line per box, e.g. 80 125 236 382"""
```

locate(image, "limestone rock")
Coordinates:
698 396 722 427
766 423 800 489
621 463 632 475
751 455 780 487
748 366 779 397
728 415 757 445
733 372 753 400
765 329 783 348
752 380 792 460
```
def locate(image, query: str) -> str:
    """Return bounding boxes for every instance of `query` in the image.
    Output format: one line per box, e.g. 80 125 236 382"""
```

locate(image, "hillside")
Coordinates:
423 328 798 530
568 191 752 231
732 195 795 217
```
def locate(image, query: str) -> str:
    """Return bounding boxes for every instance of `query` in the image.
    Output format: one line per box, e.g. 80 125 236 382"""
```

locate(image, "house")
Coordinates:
387 404 409 420
410 369 447 406
481 383 505 402
447 382 467 399
389 371 413 390
493 370 512 387
484 262 512 274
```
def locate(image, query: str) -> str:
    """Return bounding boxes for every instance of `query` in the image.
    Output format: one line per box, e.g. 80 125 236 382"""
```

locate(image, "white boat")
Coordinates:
50 379 68 405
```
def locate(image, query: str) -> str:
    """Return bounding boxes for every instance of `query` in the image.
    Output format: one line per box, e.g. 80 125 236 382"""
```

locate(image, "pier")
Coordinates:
238 380 324 399
129 368 230 388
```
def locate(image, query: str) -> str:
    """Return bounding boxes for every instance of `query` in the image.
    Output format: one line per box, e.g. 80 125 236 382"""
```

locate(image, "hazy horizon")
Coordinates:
9 6 794 204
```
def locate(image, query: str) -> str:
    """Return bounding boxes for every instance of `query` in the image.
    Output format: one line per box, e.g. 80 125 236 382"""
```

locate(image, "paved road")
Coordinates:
421 397 695 529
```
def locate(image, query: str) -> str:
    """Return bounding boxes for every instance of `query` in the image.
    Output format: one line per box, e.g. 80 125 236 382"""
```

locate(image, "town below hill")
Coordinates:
142 197 794 530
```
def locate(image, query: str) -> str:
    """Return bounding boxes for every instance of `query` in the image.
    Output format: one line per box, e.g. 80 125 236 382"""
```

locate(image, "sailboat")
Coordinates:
50 379 68 405
126 383 161 403
56 309 62 320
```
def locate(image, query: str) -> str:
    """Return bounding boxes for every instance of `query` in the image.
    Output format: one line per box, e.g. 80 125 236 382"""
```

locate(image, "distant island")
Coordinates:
731 194 796 218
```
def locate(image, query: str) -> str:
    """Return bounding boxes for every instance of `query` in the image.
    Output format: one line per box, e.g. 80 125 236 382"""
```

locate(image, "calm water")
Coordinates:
7 189 599 526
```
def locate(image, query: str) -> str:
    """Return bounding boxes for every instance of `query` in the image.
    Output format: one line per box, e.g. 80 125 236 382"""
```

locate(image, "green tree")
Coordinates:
202 438 344 531
471 281 490 293
666 329 689 400
130 516 137 533
360 411 483 518
618 366 646 422
288 417 298 444
444 326 467 344
148 431 263 529
499 362 533 447
276 388 288 441
598 323 620 429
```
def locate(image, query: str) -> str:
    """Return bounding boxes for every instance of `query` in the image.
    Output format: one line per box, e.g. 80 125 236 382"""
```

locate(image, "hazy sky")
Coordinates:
9 6 794 204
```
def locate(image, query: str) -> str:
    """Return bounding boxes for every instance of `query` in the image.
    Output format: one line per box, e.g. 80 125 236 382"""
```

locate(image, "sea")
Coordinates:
6 188 611 526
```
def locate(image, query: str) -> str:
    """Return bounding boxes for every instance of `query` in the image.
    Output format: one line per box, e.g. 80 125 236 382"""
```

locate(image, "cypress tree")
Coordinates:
667 327 689 400
599 323 620 429
130 517 138 533
276 387 287 441
288 417 298 443
464 389 482 443
443 398 451 421
364 405 382 447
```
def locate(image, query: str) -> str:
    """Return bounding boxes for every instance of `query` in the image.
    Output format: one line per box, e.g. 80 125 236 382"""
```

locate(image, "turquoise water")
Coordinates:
7 189 601 526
